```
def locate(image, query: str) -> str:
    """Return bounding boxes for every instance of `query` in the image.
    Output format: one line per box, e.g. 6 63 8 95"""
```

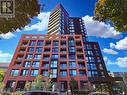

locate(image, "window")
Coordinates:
53 41 59 46
69 54 75 60
90 64 96 70
60 63 67 68
51 61 58 68
86 44 92 50
77 55 84 60
92 71 98 77
60 71 67 76
52 54 59 59
28 47 34 52
32 36 37 38
76 41 82 46
76 48 83 53
32 61 40 67
25 36 30 38
10 70 19 76
36 47 42 52
86 57 89 62
22 41 28 46
68 40 75 46
79 70 86 76
50 69 57 78
88 72 92 77
37 40 43 46
45 41 51 46
78 62 85 68
42 70 48 76
43 54 50 60
87 51 93 56
97 57 101 62
89 57 95 62
69 47 75 52
43 62 49 68
29 40 36 46
95 51 99 56
61 41 66 46
52 48 58 52
30 70 38 76
94 45 97 50
60 55 66 60
26 54 33 59
44 48 50 52
70 70 77 76
99 64 103 70
87 64 91 70
69 61 76 68
34 54 41 60
60 48 66 52
24 61 31 67
20 70 28 76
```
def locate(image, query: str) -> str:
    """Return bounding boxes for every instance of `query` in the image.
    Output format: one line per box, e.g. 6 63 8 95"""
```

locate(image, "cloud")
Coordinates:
24 12 50 31
82 15 121 38
0 50 12 62
104 56 127 68
110 37 127 50
102 48 118 55
0 32 16 39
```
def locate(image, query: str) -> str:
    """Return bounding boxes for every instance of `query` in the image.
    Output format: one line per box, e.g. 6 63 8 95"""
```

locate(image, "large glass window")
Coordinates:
32 61 40 67
37 40 43 46
28 47 34 52
43 54 50 60
36 47 42 52
42 70 48 76
97 57 101 62
24 61 31 67
69 70 77 76
87 51 93 56
90 64 96 70
20 70 28 76
60 55 66 60
60 63 67 68
52 48 58 52
26 54 33 59
30 70 38 76
10 70 19 76
61 41 66 46
68 40 75 46
60 48 66 53
45 41 51 46
34 54 41 60
89 57 95 62
51 61 58 68
69 61 76 68
53 41 59 46
87 64 91 70
60 71 67 76
52 54 59 59
79 70 86 76
50 69 57 78
43 62 49 68
69 54 75 60
29 40 36 46
78 62 85 68
69 47 75 52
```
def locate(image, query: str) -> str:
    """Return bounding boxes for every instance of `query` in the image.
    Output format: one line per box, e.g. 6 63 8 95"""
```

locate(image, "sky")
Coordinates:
0 0 127 72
